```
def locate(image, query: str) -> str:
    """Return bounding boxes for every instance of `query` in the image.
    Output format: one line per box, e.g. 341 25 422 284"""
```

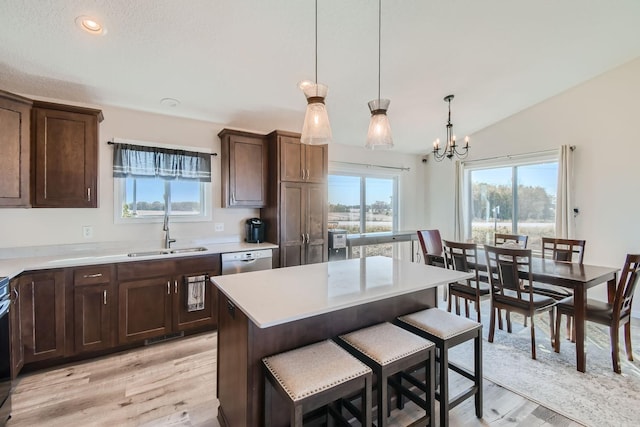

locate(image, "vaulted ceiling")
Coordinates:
2 0 639 154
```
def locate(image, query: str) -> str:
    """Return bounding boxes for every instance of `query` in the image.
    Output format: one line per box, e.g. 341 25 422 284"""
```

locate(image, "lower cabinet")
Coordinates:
17 270 66 364
73 265 116 353
10 253 220 376
117 255 219 345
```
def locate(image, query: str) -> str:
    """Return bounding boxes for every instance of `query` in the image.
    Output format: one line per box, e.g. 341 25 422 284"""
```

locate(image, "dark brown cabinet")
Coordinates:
31 101 103 208
280 182 327 266
18 270 66 364
117 255 219 345
262 130 328 268
279 133 327 183
73 265 116 353
9 279 24 379
219 129 268 208
0 90 32 207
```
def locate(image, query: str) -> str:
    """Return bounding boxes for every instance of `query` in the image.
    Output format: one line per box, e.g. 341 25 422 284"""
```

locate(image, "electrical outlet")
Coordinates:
214 223 224 232
82 226 94 239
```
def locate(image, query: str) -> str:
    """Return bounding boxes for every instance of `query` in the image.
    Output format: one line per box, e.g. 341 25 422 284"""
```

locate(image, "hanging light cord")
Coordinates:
377 0 381 101
315 0 318 84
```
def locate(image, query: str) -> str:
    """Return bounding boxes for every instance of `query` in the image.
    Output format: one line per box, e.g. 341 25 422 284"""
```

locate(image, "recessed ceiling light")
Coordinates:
160 98 180 108
75 15 106 35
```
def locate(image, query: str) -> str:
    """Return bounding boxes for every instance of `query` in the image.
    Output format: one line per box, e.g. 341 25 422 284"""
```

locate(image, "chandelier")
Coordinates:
432 94 470 161
299 0 332 145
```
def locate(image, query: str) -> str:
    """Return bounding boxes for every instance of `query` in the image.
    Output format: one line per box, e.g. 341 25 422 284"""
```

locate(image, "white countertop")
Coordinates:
0 241 278 280
212 256 473 328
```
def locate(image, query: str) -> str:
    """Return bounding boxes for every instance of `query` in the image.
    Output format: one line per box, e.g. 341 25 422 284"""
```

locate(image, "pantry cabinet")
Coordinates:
262 130 328 268
31 101 103 208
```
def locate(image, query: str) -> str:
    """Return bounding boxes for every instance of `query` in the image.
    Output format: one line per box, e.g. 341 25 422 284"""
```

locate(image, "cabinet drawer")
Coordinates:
74 265 112 286
175 254 221 276
117 259 176 281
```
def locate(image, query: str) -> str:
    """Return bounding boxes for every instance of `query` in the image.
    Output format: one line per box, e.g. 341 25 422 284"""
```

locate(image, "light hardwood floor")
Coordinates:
7 331 582 427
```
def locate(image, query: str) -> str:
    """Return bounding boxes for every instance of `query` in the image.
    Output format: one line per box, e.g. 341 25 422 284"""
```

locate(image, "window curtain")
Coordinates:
112 143 211 182
454 160 466 241
555 145 574 238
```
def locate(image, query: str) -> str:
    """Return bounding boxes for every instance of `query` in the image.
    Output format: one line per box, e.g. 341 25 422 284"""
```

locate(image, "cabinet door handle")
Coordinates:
231 191 236 204
87 187 91 202
306 169 310 181
174 280 178 294
12 288 19 301
167 281 171 295
83 273 103 278
306 233 310 244
103 290 107 305
301 234 305 244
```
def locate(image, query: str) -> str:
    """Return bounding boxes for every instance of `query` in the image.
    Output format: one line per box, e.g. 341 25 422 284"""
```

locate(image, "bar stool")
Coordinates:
337 322 436 427
262 339 373 426
396 308 482 427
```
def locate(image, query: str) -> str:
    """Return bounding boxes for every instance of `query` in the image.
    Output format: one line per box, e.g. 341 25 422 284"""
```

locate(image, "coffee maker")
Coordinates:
245 218 266 243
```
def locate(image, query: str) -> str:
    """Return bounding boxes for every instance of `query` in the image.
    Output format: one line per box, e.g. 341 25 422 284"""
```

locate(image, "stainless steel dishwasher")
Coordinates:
221 249 273 275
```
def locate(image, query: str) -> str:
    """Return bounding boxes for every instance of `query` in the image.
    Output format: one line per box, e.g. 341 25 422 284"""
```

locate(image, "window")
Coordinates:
117 177 210 221
464 155 558 251
328 172 398 257
112 142 212 223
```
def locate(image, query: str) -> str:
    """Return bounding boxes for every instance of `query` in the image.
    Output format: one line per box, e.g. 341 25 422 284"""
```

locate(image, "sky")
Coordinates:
470 162 558 195
328 175 394 206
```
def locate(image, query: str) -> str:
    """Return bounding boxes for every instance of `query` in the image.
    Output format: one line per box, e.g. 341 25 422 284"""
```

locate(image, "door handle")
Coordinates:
83 273 103 278
174 280 178 294
306 169 310 180
87 187 91 202
167 281 171 295
12 288 19 301
306 233 310 244
301 234 305 244
103 290 107 305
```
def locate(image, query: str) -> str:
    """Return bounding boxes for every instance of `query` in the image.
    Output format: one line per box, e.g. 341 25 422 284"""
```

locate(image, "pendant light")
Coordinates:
365 0 393 150
299 0 332 145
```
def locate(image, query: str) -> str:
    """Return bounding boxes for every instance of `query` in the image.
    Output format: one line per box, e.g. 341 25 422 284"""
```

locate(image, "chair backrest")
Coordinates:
417 229 444 266
541 238 586 264
484 244 533 301
494 233 528 248
442 239 480 284
613 254 640 320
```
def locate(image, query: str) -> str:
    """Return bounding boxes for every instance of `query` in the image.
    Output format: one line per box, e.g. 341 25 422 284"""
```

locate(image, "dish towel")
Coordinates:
187 275 206 312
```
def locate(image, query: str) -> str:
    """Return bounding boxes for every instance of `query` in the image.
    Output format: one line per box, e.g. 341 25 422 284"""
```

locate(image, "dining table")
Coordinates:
474 249 619 373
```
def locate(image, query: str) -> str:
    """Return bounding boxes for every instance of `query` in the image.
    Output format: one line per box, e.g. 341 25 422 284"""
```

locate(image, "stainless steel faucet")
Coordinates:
163 211 176 249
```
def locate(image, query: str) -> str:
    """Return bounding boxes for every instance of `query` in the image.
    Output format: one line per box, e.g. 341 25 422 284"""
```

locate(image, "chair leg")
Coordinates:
488 305 496 343
611 324 621 374
464 299 470 319
497 309 504 330
455 296 461 316
554 311 562 353
447 288 453 313
475 297 481 323
506 311 512 333
529 315 537 360
625 321 634 361
566 315 573 342
439 344 450 427
548 310 555 349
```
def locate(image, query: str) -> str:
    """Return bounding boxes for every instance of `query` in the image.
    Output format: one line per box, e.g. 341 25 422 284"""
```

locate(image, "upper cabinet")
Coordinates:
279 133 327 183
0 90 32 207
218 128 268 208
31 101 103 208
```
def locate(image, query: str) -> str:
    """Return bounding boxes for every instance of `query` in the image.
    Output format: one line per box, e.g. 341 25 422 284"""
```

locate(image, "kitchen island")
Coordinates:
212 256 473 426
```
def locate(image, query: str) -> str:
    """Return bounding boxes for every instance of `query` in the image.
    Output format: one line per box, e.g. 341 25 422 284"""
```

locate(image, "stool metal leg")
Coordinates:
474 331 483 418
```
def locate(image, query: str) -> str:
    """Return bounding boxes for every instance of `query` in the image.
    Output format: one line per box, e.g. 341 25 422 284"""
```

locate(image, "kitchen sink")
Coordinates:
169 247 208 254
127 247 208 257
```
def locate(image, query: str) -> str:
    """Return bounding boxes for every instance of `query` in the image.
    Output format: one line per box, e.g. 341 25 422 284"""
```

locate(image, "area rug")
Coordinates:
448 305 640 426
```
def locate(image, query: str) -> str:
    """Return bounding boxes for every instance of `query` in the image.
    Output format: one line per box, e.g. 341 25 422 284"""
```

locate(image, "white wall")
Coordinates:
0 103 258 250
0 101 426 255
425 57 640 313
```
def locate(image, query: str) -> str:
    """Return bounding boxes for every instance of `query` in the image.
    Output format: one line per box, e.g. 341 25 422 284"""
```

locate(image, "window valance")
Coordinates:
112 143 211 182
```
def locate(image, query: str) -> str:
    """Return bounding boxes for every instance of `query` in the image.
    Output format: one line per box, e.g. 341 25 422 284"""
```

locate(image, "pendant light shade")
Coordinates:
299 0 332 145
365 99 393 150
366 0 393 150
300 81 332 145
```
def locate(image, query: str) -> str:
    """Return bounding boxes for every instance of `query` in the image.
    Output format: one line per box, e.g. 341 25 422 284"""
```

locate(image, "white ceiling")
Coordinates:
2 1 640 154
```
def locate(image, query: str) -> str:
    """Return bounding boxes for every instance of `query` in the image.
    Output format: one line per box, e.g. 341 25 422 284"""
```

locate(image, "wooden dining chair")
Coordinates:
554 254 640 373
531 238 587 339
417 229 445 268
494 233 528 248
484 245 556 359
442 240 490 322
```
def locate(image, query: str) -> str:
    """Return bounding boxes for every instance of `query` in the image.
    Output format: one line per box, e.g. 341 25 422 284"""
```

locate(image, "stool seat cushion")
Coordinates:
399 308 481 340
263 340 371 402
340 322 435 366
